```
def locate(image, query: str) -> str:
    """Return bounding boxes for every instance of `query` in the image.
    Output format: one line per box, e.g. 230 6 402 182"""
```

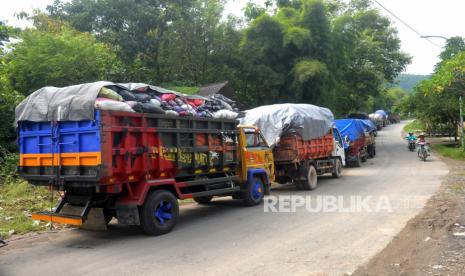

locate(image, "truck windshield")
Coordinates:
243 129 268 148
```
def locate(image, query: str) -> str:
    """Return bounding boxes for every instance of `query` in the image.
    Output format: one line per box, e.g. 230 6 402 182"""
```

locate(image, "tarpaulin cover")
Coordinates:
239 103 334 146
375 110 387 117
334 119 366 142
15 82 210 124
361 119 377 132
369 113 383 121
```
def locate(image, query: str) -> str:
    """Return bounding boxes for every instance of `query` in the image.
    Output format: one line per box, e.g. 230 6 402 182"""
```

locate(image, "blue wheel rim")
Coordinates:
251 180 263 201
154 201 173 225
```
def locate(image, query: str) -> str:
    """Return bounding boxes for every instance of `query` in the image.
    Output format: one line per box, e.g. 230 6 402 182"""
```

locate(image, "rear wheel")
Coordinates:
298 165 318 190
140 190 179 236
332 158 342 178
352 153 361 167
243 176 265 206
193 196 213 204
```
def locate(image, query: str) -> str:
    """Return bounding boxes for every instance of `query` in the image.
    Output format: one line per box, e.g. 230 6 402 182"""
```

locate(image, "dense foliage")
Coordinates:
404 36 465 138
0 0 411 156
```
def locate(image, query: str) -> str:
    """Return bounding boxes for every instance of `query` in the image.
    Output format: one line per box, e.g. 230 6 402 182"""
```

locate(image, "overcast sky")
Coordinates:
1 0 464 75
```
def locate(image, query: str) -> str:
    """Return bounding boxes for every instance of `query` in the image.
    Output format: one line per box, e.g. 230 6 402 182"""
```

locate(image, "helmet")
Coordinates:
408 132 413 135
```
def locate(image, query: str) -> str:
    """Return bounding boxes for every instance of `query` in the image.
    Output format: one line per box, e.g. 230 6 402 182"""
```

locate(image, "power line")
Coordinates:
372 0 443 49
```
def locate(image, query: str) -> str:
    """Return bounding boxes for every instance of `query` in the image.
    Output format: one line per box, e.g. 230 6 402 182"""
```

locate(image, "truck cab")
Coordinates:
332 127 346 167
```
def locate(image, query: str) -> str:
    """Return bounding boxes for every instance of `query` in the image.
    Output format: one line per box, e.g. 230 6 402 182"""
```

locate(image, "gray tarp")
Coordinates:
14 81 209 124
239 103 334 147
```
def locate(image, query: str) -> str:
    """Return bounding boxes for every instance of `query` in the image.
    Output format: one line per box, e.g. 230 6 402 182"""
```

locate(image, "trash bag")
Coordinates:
133 93 152 103
213 110 238 119
150 99 161 107
117 89 137 101
98 87 123 102
95 98 134 112
125 101 144 113
165 110 179 116
160 93 177 101
140 102 165 114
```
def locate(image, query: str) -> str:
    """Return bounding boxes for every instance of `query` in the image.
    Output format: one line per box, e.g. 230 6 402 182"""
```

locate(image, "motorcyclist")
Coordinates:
405 132 417 149
417 133 430 154
405 132 417 141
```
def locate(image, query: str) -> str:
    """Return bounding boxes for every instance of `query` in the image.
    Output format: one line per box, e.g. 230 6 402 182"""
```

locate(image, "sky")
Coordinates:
1 0 464 75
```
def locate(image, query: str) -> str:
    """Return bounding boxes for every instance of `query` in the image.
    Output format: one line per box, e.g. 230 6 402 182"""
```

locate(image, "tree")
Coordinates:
4 22 122 95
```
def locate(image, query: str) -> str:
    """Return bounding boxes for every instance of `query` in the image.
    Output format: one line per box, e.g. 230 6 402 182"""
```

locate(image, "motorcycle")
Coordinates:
408 140 416 151
417 142 429 161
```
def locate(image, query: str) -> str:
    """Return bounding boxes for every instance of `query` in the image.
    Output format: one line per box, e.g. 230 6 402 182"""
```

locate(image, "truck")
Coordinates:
361 119 377 158
16 84 274 236
240 103 345 190
334 119 373 167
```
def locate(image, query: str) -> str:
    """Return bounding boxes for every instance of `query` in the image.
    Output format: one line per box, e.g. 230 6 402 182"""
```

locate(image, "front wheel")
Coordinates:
140 190 179 236
332 158 342 178
243 176 265 206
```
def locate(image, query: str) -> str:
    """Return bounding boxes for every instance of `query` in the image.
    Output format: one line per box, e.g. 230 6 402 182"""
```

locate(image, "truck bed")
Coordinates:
273 133 334 163
18 110 239 192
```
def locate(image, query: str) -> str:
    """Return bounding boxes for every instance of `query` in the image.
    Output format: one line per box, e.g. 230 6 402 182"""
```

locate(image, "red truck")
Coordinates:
18 110 275 235
273 128 346 190
240 104 346 190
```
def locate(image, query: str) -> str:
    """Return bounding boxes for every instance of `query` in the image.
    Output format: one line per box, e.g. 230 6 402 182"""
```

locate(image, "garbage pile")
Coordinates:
95 85 239 119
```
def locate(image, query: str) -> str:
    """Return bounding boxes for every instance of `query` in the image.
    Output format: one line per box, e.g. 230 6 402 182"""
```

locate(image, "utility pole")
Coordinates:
460 96 464 150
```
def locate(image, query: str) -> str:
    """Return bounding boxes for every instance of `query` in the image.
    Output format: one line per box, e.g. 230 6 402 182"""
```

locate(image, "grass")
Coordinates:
403 119 425 133
431 143 465 161
167 86 199 95
0 180 56 240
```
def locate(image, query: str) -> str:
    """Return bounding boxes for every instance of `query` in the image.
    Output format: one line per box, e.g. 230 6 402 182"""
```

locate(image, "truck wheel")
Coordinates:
332 159 342 178
140 190 179 236
243 176 265 206
193 196 213 204
103 208 114 225
368 146 374 158
299 165 318 190
361 152 367 162
353 153 361 167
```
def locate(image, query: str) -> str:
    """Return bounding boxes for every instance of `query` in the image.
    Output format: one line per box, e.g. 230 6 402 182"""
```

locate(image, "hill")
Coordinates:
395 74 430 92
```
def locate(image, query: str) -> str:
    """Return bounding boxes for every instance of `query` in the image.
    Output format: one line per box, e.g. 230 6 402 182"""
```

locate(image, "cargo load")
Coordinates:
239 103 334 147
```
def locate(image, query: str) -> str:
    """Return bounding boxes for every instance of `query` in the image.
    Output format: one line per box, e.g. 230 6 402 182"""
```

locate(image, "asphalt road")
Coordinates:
0 123 449 276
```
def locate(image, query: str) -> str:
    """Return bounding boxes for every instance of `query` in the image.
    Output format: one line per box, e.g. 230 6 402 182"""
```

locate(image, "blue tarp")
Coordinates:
361 119 377 133
375 110 387 117
334 119 366 142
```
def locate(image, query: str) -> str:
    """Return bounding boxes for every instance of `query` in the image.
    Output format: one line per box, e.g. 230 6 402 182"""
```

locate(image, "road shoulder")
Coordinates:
352 154 465 275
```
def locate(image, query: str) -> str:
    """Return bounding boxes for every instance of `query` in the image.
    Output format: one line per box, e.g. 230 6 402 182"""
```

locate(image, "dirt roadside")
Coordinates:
352 154 465 275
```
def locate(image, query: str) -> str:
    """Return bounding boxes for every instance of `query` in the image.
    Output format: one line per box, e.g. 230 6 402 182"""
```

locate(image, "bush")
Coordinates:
0 147 19 185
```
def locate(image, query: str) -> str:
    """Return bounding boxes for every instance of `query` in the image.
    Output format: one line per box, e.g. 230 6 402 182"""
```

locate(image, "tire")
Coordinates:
332 158 342 178
243 176 265 206
193 196 213 204
352 153 361 167
299 165 318 190
361 154 367 162
368 146 375 158
103 208 114 225
140 190 179 236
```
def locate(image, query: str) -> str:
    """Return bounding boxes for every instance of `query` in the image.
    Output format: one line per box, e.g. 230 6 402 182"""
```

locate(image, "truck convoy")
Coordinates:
240 104 345 190
16 83 274 235
15 82 381 235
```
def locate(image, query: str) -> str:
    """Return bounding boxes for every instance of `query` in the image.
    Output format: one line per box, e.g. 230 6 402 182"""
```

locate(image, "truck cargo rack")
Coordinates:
31 196 92 226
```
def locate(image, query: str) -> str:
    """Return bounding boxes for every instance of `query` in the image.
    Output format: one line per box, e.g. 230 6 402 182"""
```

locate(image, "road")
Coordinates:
0 123 449 276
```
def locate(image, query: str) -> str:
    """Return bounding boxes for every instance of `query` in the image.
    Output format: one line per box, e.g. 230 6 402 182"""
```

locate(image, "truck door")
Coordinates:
332 128 346 166
239 127 275 182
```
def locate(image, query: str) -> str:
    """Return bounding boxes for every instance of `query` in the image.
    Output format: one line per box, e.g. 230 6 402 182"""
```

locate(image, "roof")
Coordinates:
197 81 229 97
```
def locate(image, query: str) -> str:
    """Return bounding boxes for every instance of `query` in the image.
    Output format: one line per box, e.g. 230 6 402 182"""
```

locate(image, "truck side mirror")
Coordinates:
344 135 350 144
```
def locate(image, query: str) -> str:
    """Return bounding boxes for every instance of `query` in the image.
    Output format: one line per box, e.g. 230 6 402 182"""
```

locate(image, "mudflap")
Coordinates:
61 205 108 231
